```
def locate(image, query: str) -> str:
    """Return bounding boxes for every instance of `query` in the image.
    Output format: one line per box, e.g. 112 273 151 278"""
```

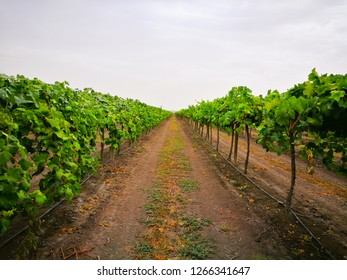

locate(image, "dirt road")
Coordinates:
205 126 347 258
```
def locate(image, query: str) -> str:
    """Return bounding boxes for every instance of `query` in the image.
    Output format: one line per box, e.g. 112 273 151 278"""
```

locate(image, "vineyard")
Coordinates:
177 69 347 194
0 71 346 259
0 74 171 257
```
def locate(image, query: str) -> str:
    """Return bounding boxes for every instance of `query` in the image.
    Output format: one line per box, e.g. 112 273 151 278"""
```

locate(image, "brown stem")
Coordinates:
100 129 105 160
216 126 220 152
244 124 250 174
234 129 239 166
286 129 296 208
228 124 234 160
290 114 301 130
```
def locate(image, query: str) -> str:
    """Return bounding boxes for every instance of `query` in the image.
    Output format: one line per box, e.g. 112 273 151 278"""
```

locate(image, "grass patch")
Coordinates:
179 232 214 260
179 179 199 192
181 216 212 231
136 241 154 259
177 193 190 204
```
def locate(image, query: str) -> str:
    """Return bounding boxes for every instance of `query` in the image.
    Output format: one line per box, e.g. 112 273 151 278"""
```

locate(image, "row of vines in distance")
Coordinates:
176 69 347 207
0 74 172 239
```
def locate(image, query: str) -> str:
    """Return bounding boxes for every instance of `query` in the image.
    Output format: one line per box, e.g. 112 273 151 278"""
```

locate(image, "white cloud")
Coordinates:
1 0 346 110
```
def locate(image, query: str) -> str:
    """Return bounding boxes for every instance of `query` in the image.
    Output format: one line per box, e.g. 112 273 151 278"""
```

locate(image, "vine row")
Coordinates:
0 74 172 237
176 68 347 207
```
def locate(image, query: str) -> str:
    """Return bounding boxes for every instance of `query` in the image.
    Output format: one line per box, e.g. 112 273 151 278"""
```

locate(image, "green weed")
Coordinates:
179 179 199 192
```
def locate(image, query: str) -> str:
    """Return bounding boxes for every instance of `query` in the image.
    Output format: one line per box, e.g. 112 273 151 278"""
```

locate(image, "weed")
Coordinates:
136 241 154 259
177 194 189 204
179 232 214 259
179 179 199 192
182 216 212 231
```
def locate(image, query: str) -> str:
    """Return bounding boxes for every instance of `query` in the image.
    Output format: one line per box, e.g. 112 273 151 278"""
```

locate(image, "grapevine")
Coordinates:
0 74 171 251
177 69 347 207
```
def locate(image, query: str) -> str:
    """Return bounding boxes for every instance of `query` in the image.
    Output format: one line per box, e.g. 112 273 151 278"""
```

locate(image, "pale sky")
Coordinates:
1 0 346 111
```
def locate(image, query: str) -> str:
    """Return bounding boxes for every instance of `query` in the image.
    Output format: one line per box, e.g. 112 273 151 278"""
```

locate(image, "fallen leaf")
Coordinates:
99 222 110 227
62 227 77 234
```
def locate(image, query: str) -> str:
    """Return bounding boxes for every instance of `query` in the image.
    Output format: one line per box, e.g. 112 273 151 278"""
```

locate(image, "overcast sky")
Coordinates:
1 0 346 111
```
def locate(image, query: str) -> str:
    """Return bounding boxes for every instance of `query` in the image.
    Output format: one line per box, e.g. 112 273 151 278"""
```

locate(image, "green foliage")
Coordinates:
257 69 347 171
179 231 214 259
179 179 199 192
0 73 172 235
177 68 347 205
177 86 260 131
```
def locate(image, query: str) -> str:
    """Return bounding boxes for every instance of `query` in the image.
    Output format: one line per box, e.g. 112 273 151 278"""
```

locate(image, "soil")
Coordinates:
208 127 347 258
0 116 346 260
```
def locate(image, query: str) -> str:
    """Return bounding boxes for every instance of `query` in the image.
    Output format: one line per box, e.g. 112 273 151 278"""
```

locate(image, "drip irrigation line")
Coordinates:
289 209 334 259
219 149 285 206
199 129 285 205
0 199 66 249
0 142 135 250
0 122 165 250
188 122 335 259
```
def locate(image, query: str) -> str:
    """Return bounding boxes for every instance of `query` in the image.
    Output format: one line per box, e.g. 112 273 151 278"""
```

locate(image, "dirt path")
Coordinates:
197 126 347 258
178 121 288 259
133 116 288 260
69 120 171 260
1 116 345 259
